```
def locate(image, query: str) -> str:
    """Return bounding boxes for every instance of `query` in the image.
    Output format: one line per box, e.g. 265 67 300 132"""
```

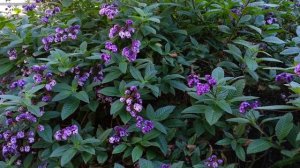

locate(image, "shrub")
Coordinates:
1 0 300 167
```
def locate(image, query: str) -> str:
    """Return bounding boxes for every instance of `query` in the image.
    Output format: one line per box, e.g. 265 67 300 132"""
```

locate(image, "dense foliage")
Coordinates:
1 0 300 167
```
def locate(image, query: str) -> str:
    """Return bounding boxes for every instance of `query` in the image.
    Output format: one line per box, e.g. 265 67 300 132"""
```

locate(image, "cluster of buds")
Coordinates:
54 125 78 141
99 3 119 19
109 20 135 39
10 79 26 90
120 86 154 134
275 72 293 84
40 7 61 24
187 74 217 96
122 39 141 62
204 155 223 168
7 48 17 60
108 126 129 144
22 4 36 12
265 12 277 25
42 25 80 51
239 101 261 114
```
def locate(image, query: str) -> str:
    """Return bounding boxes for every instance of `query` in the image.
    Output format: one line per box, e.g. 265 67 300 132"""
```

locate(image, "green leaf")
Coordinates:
102 70 122 83
114 163 124 168
244 56 258 71
61 98 80 120
280 47 300 55
247 25 262 34
247 139 272 154
262 36 285 44
205 108 223 125
181 105 207 114
256 105 298 110
235 145 246 161
171 161 184 168
215 100 232 114
80 41 87 53
139 159 154 168
149 106 176 121
134 7 146 16
0 63 13 75
112 144 127 154
110 100 124 115
97 152 108 164
98 129 112 143
52 91 71 102
50 145 71 157
153 121 167 134
61 148 77 166
275 113 293 140
227 118 250 124
119 62 128 73
132 146 143 162
212 67 224 80
99 87 120 96
61 0 73 7
37 124 52 143
130 66 144 81
74 91 89 103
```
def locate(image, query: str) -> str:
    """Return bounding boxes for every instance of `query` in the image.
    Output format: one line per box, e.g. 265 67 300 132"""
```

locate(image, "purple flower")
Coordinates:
231 8 242 15
7 48 17 60
99 3 119 19
109 24 121 38
105 41 118 53
45 80 56 91
33 74 43 84
160 164 171 168
275 73 294 83
54 125 78 141
141 120 154 134
187 74 200 88
16 131 25 139
239 101 252 114
23 4 36 12
122 47 137 62
42 95 51 102
251 100 261 109
10 81 18 89
196 83 210 96
131 40 141 53
265 13 277 25
100 53 111 63
204 155 223 168
133 103 143 113
37 125 45 132
294 64 300 76
205 75 217 86
17 79 26 88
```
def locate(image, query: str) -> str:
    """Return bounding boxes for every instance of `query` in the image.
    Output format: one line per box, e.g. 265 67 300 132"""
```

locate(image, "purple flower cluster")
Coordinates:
31 65 57 92
122 40 141 62
187 74 217 96
109 20 135 39
136 116 155 134
239 101 261 114
7 48 17 60
275 72 293 83
120 86 154 134
294 64 300 76
54 125 78 141
108 126 129 144
42 25 80 51
231 8 242 15
160 164 171 168
22 4 36 12
120 86 143 117
1 130 35 158
265 13 277 25
41 7 61 24
36 0 43 3
105 41 118 53
10 79 26 89
71 65 104 86
99 3 119 19
100 53 111 64
204 155 223 168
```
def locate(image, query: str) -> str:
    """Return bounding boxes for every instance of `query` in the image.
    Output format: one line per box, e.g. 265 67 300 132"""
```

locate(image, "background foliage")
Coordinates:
1 0 300 167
